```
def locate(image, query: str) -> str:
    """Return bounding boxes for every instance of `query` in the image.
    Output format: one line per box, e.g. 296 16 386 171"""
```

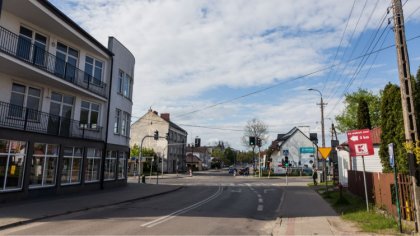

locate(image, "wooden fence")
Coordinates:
348 170 415 221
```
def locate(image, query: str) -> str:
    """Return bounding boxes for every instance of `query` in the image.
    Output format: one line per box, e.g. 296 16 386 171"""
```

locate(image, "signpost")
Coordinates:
347 129 374 211
318 147 331 191
389 143 402 233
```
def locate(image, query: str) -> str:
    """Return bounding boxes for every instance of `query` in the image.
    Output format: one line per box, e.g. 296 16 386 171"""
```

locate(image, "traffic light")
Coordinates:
256 137 262 147
249 136 255 146
195 138 201 147
154 130 159 140
285 156 289 165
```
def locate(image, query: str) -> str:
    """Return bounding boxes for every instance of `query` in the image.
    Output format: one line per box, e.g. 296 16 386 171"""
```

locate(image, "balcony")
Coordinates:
0 101 104 141
0 26 107 98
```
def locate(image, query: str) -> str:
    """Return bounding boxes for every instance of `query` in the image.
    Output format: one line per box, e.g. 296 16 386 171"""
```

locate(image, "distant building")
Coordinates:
0 0 135 200
130 110 187 173
269 127 317 174
186 146 212 170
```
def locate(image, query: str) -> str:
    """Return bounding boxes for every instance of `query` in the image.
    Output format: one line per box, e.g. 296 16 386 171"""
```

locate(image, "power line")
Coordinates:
320 0 357 93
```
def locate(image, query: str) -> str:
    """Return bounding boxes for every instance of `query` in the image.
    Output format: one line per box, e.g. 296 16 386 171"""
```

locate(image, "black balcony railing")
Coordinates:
0 101 104 141
0 26 107 97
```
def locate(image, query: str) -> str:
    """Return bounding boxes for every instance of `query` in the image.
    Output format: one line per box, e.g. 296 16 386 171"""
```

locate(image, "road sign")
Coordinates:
347 129 374 157
283 149 289 156
318 147 332 159
388 143 394 168
300 147 315 153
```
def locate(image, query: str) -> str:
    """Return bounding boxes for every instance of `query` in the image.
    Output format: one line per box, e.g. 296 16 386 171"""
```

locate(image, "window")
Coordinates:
0 139 26 191
121 112 131 137
118 70 124 94
104 151 117 180
9 83 41 120
30 143 59 188
84 56 103 86
17 26 47 66
61 147 83 185
85 148 101 183
118 152 127 179
54 42 78 82
118 70 133 100
80 101 100 129
48 92 74 136
114 109 121 134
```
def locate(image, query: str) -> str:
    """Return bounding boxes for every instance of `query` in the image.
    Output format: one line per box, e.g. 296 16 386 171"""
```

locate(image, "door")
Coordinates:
47 92 74 136
17 26 46 66
54 42 78 82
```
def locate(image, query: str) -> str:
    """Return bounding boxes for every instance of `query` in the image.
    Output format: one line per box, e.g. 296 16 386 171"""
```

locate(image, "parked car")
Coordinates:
239 167 249 175
228 166 237 174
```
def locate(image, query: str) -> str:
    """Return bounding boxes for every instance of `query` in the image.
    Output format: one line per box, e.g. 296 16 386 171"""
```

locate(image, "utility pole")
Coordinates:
308 88 327 182
392 0 419 231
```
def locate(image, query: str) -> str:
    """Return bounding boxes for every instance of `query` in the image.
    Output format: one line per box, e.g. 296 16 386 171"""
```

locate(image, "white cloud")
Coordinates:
51 0 420 149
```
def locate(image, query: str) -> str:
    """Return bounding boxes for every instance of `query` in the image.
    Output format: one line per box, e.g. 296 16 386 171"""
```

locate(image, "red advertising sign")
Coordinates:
347 129 374 157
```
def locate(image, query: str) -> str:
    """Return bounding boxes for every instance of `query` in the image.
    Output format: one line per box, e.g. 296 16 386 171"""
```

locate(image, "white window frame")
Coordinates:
104 151 117 181
29 143 59 188
118 70 133 100
61 147 83 185
114 109 121 134
0 139 27 192
84 56 103 85
9 83 42 120
80 101 100 129
85 148 102 183
118 152 127 179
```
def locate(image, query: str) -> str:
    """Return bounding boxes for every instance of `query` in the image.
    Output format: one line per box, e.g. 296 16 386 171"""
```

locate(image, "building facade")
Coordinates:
130 110 187 173
269 127 317 174
0 0 135 201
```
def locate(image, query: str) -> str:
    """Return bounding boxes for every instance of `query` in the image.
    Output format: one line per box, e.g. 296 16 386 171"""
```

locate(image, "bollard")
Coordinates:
141 175 146 183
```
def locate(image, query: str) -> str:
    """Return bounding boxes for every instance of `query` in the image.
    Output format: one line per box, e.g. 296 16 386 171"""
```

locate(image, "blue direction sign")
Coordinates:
300 147 315 153
283 149 289 156
388 143 394 168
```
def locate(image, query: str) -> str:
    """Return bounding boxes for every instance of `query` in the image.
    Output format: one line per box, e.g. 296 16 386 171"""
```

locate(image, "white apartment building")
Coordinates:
0 0 135 200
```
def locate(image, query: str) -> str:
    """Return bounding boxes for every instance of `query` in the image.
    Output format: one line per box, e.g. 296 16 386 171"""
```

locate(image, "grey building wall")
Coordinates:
107 37 135 147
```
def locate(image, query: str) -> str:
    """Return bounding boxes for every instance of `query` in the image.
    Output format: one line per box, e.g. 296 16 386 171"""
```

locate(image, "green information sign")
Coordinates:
300 147 315 153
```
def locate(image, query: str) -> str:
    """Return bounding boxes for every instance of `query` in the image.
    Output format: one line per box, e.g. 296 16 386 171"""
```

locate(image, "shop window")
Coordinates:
85 148 101 183
29 143 59 188
61 147 83 185
0 139 26 191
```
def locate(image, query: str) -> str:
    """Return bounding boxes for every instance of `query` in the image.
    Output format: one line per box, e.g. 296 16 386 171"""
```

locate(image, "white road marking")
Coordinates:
231 189 242 193
257 194 262 198
141 185 223 228
276 190 286 213
264 189 275 194
258 198 263 203
257 205 264 211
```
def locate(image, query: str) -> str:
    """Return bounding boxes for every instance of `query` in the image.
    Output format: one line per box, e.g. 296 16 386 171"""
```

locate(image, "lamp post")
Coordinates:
308 88 327 183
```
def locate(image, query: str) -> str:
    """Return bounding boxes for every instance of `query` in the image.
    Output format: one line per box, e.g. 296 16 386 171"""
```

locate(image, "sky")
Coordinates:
50 0 420 150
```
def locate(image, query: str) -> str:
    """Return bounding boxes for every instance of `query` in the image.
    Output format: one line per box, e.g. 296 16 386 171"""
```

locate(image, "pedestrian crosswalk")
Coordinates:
161 182 283 187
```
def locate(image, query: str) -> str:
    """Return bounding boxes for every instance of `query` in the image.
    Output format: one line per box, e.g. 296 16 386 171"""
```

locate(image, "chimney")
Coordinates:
161 113 170 122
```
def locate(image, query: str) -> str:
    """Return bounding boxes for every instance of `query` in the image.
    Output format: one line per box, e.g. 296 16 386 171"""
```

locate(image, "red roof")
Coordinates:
371 127 382 144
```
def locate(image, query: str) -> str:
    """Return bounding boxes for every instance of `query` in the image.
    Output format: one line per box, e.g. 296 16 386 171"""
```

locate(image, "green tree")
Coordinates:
236 151 254 163
335 89 381 132
379 83 408 173
357 99 372 129
130 144 140 158
224 147 236 165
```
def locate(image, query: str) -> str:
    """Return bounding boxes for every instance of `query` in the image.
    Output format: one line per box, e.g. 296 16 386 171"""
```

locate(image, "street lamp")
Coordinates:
308 88 327 183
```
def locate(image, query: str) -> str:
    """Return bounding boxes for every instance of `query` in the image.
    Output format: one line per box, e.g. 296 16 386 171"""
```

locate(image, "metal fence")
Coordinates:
0 26 107 98
0 101 104 141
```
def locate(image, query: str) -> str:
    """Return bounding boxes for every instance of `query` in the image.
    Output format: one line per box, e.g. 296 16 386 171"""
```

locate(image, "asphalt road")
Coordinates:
2 170 336 235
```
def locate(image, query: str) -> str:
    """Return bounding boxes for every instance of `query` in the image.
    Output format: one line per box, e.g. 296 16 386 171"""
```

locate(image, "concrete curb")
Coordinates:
0 186 183 231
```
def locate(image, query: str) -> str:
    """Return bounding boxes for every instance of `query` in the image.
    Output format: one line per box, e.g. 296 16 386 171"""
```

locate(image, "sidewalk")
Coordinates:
0 183 182 230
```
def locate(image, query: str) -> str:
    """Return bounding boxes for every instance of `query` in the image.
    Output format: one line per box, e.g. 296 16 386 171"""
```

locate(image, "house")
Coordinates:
0 0 135 200
337 127 383 187
130 110 188 173
269 127 317 174
186 146 212 170
185 153 203 171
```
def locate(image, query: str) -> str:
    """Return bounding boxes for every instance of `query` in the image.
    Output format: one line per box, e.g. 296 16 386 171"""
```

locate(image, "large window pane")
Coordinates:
0 140 27 191
85 148 101 183
30 143 59 188
61 147 83 185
